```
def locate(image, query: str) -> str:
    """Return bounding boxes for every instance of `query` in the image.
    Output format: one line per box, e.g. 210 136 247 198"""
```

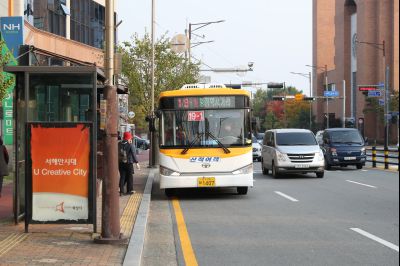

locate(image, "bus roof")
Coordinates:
159 85 251 99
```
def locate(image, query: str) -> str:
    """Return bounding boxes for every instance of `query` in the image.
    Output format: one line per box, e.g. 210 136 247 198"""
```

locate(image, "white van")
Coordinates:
261 129 325 178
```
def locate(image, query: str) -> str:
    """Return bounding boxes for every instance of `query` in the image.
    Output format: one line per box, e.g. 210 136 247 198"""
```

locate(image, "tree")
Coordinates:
0 39 15 101
120 33 200 132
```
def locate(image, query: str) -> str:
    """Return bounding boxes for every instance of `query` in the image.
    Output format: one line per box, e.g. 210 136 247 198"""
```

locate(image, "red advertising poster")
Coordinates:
30 124 90 221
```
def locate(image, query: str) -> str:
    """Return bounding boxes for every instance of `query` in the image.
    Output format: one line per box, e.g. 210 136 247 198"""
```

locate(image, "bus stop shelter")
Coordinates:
4 66 102 231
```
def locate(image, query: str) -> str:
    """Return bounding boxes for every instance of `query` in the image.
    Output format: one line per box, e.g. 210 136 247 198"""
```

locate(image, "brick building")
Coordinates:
313 0 399 142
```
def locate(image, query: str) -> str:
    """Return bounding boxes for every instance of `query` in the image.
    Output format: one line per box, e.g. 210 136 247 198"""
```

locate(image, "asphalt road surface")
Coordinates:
142 164 399 266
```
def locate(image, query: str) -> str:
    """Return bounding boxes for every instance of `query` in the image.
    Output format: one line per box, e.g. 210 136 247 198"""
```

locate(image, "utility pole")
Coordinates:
290 71 313 129
325 65 329 129
148 0 157 168
343 80 346 128
95 0 124 244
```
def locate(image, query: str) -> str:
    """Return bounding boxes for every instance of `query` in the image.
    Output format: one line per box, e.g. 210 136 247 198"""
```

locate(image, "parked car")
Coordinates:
261 129 325 178
318 128 366 170
252 135 262 161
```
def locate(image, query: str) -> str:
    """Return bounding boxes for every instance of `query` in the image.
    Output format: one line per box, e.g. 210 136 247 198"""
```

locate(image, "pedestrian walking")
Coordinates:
0 136 9 198
118 132 140 196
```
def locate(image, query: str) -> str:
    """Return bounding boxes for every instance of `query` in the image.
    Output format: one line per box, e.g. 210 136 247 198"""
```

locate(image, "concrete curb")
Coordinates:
123 169 155 266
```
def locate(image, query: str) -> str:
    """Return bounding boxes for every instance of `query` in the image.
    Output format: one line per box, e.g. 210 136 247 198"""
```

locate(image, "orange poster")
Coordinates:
31 124 90 222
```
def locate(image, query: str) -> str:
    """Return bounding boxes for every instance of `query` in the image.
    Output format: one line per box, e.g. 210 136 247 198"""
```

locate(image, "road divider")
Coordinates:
346 180 377 188
351 228 399 252
274 191 299 202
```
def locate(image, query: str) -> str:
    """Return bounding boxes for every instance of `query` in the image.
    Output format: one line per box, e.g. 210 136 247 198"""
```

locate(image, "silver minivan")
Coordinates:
261 129 325 178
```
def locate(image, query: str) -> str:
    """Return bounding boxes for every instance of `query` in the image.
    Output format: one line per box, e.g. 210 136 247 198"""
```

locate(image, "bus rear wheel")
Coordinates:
237 187 248 195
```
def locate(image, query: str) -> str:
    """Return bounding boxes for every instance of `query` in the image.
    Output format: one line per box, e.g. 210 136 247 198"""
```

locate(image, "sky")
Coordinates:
117 0 312 95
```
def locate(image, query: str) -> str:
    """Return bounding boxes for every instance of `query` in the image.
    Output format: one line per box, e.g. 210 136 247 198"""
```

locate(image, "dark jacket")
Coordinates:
0 145 9 177
120 140 139 164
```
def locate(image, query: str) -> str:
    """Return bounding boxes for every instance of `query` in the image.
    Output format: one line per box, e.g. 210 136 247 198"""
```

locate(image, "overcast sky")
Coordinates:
117 0 312 94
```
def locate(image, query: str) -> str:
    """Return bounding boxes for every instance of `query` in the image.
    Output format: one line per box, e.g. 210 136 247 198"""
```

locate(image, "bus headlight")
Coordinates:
232 164 253 175
160 166 180 176
361 148 366 156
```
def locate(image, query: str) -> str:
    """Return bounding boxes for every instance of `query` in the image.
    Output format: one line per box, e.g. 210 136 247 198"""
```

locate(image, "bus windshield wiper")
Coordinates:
181 132 204 155
206 132 231 154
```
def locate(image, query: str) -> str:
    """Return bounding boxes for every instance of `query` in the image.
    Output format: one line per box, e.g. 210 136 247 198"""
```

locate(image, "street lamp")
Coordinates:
290 71 312 129
306 64 329 129
356 39 389 149
149 0 156 167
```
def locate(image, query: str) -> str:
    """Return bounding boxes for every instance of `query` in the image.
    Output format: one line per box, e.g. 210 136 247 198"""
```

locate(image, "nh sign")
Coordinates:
2 23 21 31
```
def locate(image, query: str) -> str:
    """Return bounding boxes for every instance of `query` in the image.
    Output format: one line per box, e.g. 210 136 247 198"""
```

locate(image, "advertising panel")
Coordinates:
30 124 90 222
0 16 23 145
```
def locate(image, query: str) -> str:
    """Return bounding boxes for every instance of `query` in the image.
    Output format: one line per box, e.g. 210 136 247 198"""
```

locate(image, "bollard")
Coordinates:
384 148 389 170
372 146 377 168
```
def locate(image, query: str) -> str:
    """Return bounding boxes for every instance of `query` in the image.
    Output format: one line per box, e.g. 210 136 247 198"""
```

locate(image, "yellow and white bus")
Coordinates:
158 84 253 196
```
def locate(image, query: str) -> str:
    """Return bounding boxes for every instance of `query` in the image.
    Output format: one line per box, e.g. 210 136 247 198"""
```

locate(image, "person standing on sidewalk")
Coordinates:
0 136 9 198
118 132 140 195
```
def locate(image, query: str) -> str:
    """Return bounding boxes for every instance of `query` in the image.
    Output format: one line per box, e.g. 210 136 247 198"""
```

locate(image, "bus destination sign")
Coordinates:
175 96 236 109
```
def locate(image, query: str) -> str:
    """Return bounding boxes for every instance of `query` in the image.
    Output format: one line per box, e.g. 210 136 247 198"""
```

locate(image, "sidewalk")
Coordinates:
0 151 151 265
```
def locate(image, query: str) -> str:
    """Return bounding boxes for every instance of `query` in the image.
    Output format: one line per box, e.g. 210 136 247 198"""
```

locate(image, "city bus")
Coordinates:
158 84 253 196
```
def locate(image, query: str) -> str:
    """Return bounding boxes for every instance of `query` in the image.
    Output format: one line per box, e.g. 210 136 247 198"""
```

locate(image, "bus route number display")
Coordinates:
188 111 205 122
175 96 235 109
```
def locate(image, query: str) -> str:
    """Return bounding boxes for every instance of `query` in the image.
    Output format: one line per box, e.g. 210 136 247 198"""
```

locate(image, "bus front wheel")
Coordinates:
237 187 248 195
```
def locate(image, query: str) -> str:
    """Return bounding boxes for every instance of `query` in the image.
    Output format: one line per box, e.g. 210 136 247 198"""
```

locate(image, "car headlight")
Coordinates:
160 166 180 176
316 150 324 161
361 148 366 155
276 150 289 162
232 164 253 175
330 148 337 156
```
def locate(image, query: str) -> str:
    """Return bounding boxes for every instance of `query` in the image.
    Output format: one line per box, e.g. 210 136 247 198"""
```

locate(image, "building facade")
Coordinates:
1 0 125 144
313 0 399 142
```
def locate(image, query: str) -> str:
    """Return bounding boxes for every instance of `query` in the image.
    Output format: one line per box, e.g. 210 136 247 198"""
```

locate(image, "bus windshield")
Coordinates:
160 109 252 148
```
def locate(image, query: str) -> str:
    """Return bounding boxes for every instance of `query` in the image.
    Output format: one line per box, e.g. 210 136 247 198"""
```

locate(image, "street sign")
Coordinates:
128 111 135 119
379 99 385 106
368 91 382 97
378 82 385 88
324 91 339 97
390 111 400 116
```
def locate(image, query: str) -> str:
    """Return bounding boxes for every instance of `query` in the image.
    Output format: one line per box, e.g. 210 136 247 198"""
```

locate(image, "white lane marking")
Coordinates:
362 170 369 172
274 191 299 202
346 180 377 188
351 228 399 252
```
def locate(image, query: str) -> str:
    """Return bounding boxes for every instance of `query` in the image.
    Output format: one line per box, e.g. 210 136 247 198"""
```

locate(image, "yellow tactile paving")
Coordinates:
0 233 29 257
120 193 142 237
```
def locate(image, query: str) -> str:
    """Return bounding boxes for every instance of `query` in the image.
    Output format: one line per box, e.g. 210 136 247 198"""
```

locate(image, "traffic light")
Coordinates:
272 96 285 101
268 82 284 89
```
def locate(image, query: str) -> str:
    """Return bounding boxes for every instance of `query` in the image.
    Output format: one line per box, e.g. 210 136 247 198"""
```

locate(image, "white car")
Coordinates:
261 129 325 178
252 136 262 161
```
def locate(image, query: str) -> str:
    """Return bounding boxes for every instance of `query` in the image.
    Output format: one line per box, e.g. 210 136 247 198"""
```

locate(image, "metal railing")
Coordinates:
366 146 399 171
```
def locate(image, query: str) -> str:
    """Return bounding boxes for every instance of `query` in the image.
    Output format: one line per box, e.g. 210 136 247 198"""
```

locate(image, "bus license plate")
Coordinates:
198 177 216 187
344 157 357 161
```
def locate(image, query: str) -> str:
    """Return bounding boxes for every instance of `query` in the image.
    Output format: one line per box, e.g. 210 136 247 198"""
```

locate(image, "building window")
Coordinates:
70 0 105 49
33 0 66 37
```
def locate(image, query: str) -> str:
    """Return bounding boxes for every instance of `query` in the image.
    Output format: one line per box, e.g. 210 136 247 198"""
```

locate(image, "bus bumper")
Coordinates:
160 173 254 189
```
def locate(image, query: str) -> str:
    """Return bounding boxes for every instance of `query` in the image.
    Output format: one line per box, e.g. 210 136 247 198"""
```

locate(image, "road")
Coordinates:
142 163 399 266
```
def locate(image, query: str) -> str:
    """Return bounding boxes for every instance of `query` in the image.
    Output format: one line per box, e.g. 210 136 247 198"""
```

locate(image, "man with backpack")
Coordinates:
119 132 140 195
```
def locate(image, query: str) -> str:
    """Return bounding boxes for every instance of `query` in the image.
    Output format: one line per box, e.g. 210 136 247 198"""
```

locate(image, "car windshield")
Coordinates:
276 132 317 146
252 136 258 143
160 109 252 148
330 130 364 144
